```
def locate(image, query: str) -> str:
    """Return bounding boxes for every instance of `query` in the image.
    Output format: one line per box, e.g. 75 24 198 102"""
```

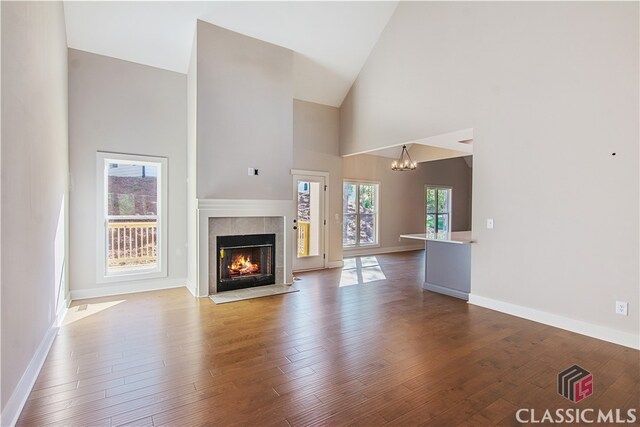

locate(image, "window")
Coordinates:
96 153 168 282
343 181 379 247
426 186 452 237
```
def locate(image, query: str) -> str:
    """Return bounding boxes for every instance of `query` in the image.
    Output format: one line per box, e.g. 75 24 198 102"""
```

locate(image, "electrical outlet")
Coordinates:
615 301 628 316
486 218 494 229
247 167 254 176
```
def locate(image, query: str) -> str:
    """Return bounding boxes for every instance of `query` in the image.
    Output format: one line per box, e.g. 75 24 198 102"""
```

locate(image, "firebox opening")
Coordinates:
216 234 276 292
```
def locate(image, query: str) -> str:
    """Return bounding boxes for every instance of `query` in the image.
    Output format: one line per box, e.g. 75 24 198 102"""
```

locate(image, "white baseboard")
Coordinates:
293 261 344 273
424 282 469 301
70 278 186 300
56 293 71 327
326 260 344 269
293 267 326 273
468 294 640 350
343 244 423 257
0 315 60 426
185 279 197 297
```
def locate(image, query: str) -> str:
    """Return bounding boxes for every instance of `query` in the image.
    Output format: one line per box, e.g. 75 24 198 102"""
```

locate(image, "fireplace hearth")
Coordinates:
216 234 276 292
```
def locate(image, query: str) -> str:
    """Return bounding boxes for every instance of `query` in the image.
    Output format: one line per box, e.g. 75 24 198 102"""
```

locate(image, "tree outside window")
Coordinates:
426 186 451 237
343 182 379 247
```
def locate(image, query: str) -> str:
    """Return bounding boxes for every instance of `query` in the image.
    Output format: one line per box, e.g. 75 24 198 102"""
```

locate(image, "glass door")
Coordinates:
292 175 326 271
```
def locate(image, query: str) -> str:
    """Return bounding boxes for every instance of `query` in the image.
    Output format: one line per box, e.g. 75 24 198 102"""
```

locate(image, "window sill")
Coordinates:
97 269 167 285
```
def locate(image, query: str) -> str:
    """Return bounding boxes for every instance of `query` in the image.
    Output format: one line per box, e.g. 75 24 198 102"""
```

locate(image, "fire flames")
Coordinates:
228 255 259 276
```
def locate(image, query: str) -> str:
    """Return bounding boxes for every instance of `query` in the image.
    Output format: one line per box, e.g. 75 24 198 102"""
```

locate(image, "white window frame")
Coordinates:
425 184 452 234
343 180 380 249
96 152 168 283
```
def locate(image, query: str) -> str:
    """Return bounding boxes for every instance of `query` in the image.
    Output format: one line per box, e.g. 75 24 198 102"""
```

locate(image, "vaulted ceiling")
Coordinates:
63 1 399 107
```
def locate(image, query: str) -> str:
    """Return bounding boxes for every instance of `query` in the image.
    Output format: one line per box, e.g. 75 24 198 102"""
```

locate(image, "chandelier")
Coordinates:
391 145 417 171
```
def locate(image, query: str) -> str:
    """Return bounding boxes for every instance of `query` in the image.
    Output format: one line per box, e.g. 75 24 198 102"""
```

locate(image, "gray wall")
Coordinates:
293 100 343 264
1 0 68 414
342 155 472 255
423 157 472 232
340 2 639 338
68 49 187 295
196 20 293 200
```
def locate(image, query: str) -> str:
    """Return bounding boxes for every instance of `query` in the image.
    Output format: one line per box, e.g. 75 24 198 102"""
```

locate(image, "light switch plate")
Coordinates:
486 218 494 229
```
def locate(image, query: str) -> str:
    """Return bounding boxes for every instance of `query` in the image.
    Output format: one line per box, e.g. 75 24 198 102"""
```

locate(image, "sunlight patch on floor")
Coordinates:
63 300 125 326
342 258 357 270
339 256 387 287
360 256 380 267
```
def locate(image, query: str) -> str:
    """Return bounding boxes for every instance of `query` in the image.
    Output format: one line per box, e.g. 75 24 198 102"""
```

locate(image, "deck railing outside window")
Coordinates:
107 215 157 271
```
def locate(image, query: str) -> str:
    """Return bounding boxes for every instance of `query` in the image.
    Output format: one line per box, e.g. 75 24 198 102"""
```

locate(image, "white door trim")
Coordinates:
291 169 330 270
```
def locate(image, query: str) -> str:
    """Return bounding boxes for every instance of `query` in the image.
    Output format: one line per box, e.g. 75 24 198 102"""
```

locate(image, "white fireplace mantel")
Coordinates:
196 199 294 297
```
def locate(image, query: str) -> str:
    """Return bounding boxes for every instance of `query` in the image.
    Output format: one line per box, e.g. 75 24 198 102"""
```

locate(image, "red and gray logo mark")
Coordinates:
558 364 593 403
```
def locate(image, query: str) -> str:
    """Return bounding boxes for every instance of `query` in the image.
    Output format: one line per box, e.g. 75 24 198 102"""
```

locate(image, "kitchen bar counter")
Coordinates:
400 230 473 300
399 231 474 244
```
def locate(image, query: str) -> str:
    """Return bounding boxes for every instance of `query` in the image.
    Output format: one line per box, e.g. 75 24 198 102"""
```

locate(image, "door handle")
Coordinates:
293 226 298 230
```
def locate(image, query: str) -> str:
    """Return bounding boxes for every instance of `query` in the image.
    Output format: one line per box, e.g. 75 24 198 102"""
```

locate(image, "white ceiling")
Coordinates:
63 1 399 107
350 128 474 164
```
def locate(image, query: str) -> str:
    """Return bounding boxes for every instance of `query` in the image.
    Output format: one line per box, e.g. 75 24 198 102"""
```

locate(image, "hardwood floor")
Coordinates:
17 251 639 426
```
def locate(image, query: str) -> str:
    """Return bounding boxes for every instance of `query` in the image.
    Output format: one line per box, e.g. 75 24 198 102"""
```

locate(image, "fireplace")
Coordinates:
216 234 276 292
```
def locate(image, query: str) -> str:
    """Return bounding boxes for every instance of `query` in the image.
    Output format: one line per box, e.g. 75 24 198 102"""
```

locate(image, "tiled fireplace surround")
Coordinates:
197 199 293 296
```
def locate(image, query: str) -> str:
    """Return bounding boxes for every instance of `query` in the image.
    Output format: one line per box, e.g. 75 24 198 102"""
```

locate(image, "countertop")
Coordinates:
399 231 474 244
